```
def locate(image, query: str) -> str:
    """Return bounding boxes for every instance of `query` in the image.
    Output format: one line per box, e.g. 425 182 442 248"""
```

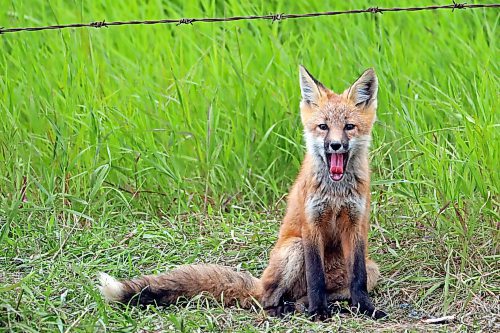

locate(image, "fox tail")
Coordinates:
98 264 262 308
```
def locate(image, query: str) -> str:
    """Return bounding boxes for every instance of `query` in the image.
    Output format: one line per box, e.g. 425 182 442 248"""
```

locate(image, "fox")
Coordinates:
98 66 387 320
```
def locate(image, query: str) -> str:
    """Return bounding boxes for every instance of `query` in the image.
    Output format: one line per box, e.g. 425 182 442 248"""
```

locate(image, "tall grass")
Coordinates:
0 0 498 331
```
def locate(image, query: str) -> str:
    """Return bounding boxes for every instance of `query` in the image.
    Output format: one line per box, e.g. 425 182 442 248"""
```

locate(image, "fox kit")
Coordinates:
99 66 386 319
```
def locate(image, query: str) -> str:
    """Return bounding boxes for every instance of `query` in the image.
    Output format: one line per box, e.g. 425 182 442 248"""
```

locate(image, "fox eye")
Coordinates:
318 124 329 131
344 124 355 131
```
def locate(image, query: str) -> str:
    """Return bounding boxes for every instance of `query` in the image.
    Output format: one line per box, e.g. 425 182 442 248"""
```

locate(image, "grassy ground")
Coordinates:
0 0 498 331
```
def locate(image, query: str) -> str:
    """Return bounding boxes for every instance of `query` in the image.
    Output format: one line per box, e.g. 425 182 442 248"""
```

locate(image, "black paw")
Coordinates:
351 299 387 320
371 309 388 320
308 305 330 321
350 292 387 320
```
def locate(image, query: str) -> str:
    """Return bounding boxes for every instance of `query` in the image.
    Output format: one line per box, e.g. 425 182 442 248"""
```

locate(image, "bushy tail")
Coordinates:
98 264 262 308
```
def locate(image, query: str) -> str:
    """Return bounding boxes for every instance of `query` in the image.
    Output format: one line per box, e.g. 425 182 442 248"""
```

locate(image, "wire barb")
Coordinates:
271 13 285 23
368 7 382 14
0 27 4 35
177 18 194 26
452 1 467 12
90 20 107 28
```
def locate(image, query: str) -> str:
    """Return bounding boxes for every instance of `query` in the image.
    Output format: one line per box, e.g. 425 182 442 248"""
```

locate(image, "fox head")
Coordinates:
299 65 378 182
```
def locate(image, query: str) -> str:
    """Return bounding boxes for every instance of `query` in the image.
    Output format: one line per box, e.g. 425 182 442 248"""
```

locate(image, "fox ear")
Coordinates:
347 68 378 108
299 65 325 106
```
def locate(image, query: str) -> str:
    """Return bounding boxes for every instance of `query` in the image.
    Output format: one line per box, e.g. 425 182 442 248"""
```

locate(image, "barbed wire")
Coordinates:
0 2 498 35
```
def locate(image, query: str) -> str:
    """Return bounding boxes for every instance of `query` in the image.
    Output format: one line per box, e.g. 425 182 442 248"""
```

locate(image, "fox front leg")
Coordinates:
302 226 329 320
344 237 387 319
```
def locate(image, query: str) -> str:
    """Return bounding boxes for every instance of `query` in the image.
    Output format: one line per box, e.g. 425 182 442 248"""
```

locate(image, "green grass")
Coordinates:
0 0 498 331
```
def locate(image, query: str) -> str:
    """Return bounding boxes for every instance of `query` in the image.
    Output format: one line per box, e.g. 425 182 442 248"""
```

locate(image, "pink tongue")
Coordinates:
330 153 344 177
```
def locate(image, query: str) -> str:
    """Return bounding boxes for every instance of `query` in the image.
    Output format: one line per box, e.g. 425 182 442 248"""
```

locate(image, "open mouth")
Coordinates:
326 152 349 181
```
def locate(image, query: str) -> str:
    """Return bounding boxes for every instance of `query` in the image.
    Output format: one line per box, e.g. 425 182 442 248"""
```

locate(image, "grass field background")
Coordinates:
0 0 498 331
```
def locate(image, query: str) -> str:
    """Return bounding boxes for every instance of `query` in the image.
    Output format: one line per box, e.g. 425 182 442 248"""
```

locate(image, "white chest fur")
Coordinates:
305 193 367 224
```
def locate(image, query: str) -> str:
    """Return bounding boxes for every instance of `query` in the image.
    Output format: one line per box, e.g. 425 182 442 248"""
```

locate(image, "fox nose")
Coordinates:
330 142 342 151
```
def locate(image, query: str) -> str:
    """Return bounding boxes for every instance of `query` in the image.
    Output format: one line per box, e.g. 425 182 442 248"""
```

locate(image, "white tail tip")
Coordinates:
98 272 124 302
